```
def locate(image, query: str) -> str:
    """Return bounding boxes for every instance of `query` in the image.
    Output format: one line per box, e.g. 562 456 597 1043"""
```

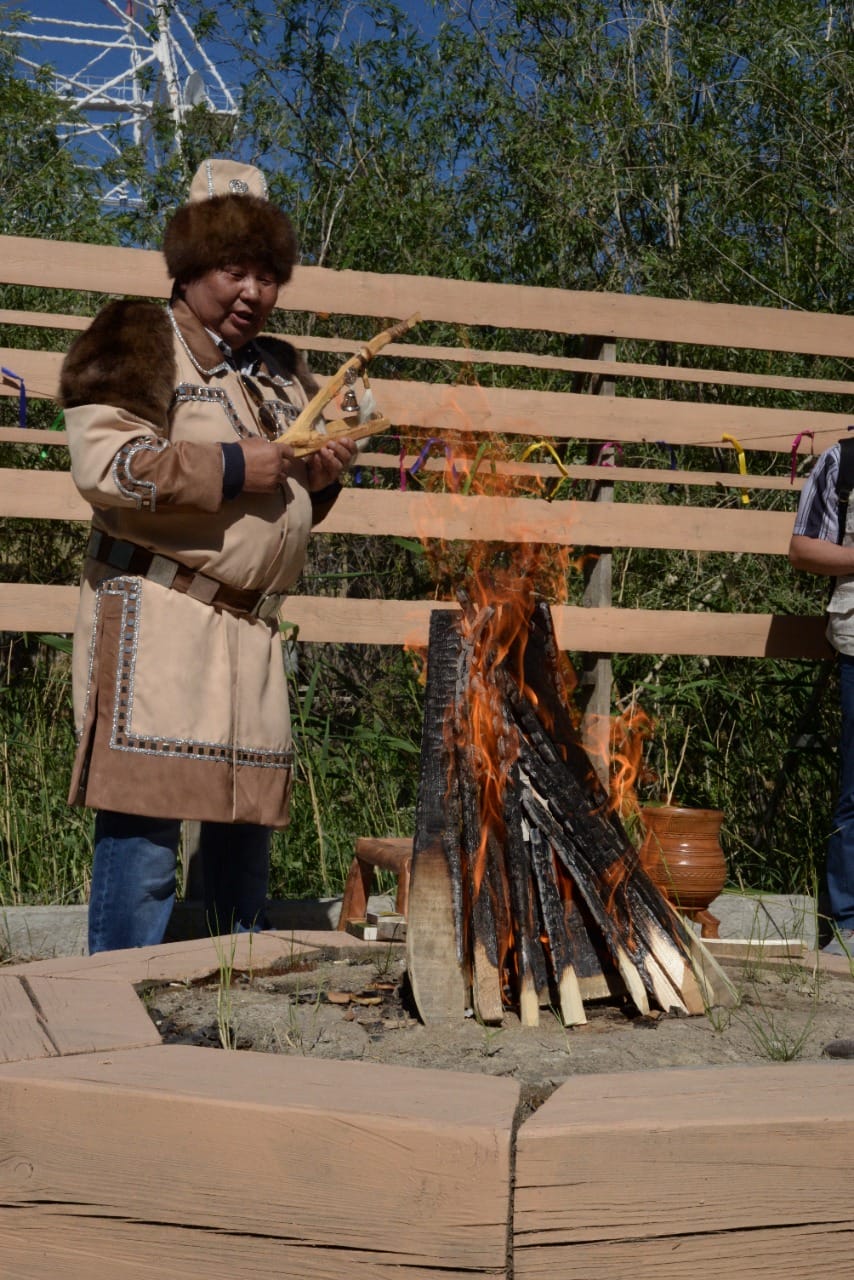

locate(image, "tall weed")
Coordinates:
269 644 421 900
0 640 91 905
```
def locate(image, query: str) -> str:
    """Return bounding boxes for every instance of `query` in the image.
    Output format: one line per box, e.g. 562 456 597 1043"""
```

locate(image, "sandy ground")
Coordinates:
146 945 854 1116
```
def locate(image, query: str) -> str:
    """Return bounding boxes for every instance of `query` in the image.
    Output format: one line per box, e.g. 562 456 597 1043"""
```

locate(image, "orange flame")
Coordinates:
406 407 658 1004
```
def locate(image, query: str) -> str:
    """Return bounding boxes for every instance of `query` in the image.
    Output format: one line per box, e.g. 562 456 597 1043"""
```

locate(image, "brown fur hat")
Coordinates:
163 192 297 286
60 300 175 429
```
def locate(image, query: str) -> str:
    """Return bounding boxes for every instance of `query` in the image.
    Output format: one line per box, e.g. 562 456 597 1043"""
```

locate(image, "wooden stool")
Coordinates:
337 837 413 930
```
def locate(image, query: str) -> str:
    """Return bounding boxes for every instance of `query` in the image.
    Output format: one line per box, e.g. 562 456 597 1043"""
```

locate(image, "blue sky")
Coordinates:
3 0 447 198
6 0 443 83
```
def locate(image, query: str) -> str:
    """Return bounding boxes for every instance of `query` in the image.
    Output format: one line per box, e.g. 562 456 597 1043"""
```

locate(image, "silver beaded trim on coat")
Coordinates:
84 576 294 769
172 382 255 439
113 438 168 511
258 397 301 437
166 304 230 377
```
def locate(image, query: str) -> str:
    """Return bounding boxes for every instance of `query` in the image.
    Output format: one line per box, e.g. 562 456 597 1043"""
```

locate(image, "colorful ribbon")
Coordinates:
2 367 27 428
39 409 65 460
595 441 623 467
518 439 576 500
407 437 459 491
461 441 491 496
721 433 750 506
519 440 571 475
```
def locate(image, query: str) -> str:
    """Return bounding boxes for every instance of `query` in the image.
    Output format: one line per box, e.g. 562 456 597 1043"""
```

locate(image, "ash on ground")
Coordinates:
145 947 854 1115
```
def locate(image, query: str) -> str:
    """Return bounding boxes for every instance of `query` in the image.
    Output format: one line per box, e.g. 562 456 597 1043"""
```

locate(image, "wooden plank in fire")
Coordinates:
405 611 469 1022
507 685 733 1015
519 602 734 1012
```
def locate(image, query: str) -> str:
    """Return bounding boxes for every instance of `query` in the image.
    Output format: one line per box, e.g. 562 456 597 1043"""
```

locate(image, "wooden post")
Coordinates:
577 338 616 789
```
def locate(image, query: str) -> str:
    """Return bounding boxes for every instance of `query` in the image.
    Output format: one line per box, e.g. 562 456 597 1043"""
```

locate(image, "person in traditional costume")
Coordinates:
60 158 356 953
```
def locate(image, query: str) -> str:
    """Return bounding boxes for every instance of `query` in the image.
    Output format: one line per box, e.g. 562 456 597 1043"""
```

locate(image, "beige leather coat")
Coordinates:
64 298 329 827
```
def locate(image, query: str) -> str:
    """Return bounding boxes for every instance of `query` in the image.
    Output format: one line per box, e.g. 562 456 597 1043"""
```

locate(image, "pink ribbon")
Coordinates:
595 441 623 467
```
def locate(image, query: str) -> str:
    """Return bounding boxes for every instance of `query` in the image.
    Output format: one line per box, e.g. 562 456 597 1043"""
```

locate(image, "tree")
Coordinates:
0 29 108 243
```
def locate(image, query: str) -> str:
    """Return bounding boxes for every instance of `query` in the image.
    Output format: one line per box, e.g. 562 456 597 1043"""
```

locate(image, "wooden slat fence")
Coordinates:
2 233 853 663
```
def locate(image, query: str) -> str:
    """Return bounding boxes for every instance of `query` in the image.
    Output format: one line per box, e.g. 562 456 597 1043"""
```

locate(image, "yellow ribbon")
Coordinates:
721 434 751 506
519 440 573 499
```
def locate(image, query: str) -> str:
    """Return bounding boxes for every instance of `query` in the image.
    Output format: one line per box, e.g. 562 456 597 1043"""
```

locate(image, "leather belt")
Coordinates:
86 531 285 623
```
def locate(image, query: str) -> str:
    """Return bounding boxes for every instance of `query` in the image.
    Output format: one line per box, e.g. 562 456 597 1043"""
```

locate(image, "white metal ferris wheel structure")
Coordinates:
7 1 237 205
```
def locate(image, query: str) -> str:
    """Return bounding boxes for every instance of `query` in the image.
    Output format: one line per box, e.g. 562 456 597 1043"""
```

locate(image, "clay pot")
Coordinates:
638 805 727 938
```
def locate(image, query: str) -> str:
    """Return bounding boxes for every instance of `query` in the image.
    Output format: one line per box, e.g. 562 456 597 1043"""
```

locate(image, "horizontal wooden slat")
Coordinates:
0 434 809 491
0 472 799 552
3 234 853 356
3 310 850 396
0 585 828 658
1 356 847 453
0 309 91 331
0 470 92 520
369 380 848 454
358 453 807 492
315 490 798 553
0 428 68 445
281 600 833 659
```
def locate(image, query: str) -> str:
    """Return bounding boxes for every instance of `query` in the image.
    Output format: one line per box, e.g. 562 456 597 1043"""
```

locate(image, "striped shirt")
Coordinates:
793 444 841 543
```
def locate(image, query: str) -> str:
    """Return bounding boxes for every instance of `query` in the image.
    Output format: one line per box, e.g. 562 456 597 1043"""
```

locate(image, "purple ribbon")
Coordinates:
2 367 27 428
407 437 459 491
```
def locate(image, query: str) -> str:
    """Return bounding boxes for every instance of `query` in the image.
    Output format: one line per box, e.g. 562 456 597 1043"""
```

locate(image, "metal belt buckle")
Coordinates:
252 592 284 622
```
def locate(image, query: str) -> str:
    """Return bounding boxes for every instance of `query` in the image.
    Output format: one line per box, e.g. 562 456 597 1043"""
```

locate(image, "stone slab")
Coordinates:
707 891 817 948
0 892 818 963
0 894 396 962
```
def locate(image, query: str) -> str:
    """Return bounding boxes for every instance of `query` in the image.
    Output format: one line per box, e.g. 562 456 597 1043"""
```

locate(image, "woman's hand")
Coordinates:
240 438 306 492
305 437 357 492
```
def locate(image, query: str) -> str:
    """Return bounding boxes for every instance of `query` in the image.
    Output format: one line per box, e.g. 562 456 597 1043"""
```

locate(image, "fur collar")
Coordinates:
256 334 320 398
60 297 318 422
60 300 175 429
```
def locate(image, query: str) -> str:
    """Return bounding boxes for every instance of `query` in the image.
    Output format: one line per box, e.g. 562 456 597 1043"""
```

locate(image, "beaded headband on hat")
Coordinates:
188 159 269 203
163 158 296 285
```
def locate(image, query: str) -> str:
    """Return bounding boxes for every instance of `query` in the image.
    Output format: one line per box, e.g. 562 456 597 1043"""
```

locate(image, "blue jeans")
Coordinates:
89 811 271 953
828 654 854 928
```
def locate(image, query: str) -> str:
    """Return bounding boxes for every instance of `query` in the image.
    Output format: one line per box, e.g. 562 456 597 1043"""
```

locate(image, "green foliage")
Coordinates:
161 0 851 312
0 24 109 243
0 641 91 905
268 644 422 900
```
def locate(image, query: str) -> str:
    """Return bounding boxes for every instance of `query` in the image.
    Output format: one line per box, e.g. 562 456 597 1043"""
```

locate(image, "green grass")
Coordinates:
0 615 837 910
0 635 422 907
270 645 421 899
0 641 92 905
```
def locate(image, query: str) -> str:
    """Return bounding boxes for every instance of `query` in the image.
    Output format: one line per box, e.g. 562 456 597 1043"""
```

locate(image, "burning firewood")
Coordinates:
406 600 735 1026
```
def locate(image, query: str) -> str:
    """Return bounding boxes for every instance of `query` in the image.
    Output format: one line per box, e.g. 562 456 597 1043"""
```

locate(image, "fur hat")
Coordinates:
163 159 297 285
